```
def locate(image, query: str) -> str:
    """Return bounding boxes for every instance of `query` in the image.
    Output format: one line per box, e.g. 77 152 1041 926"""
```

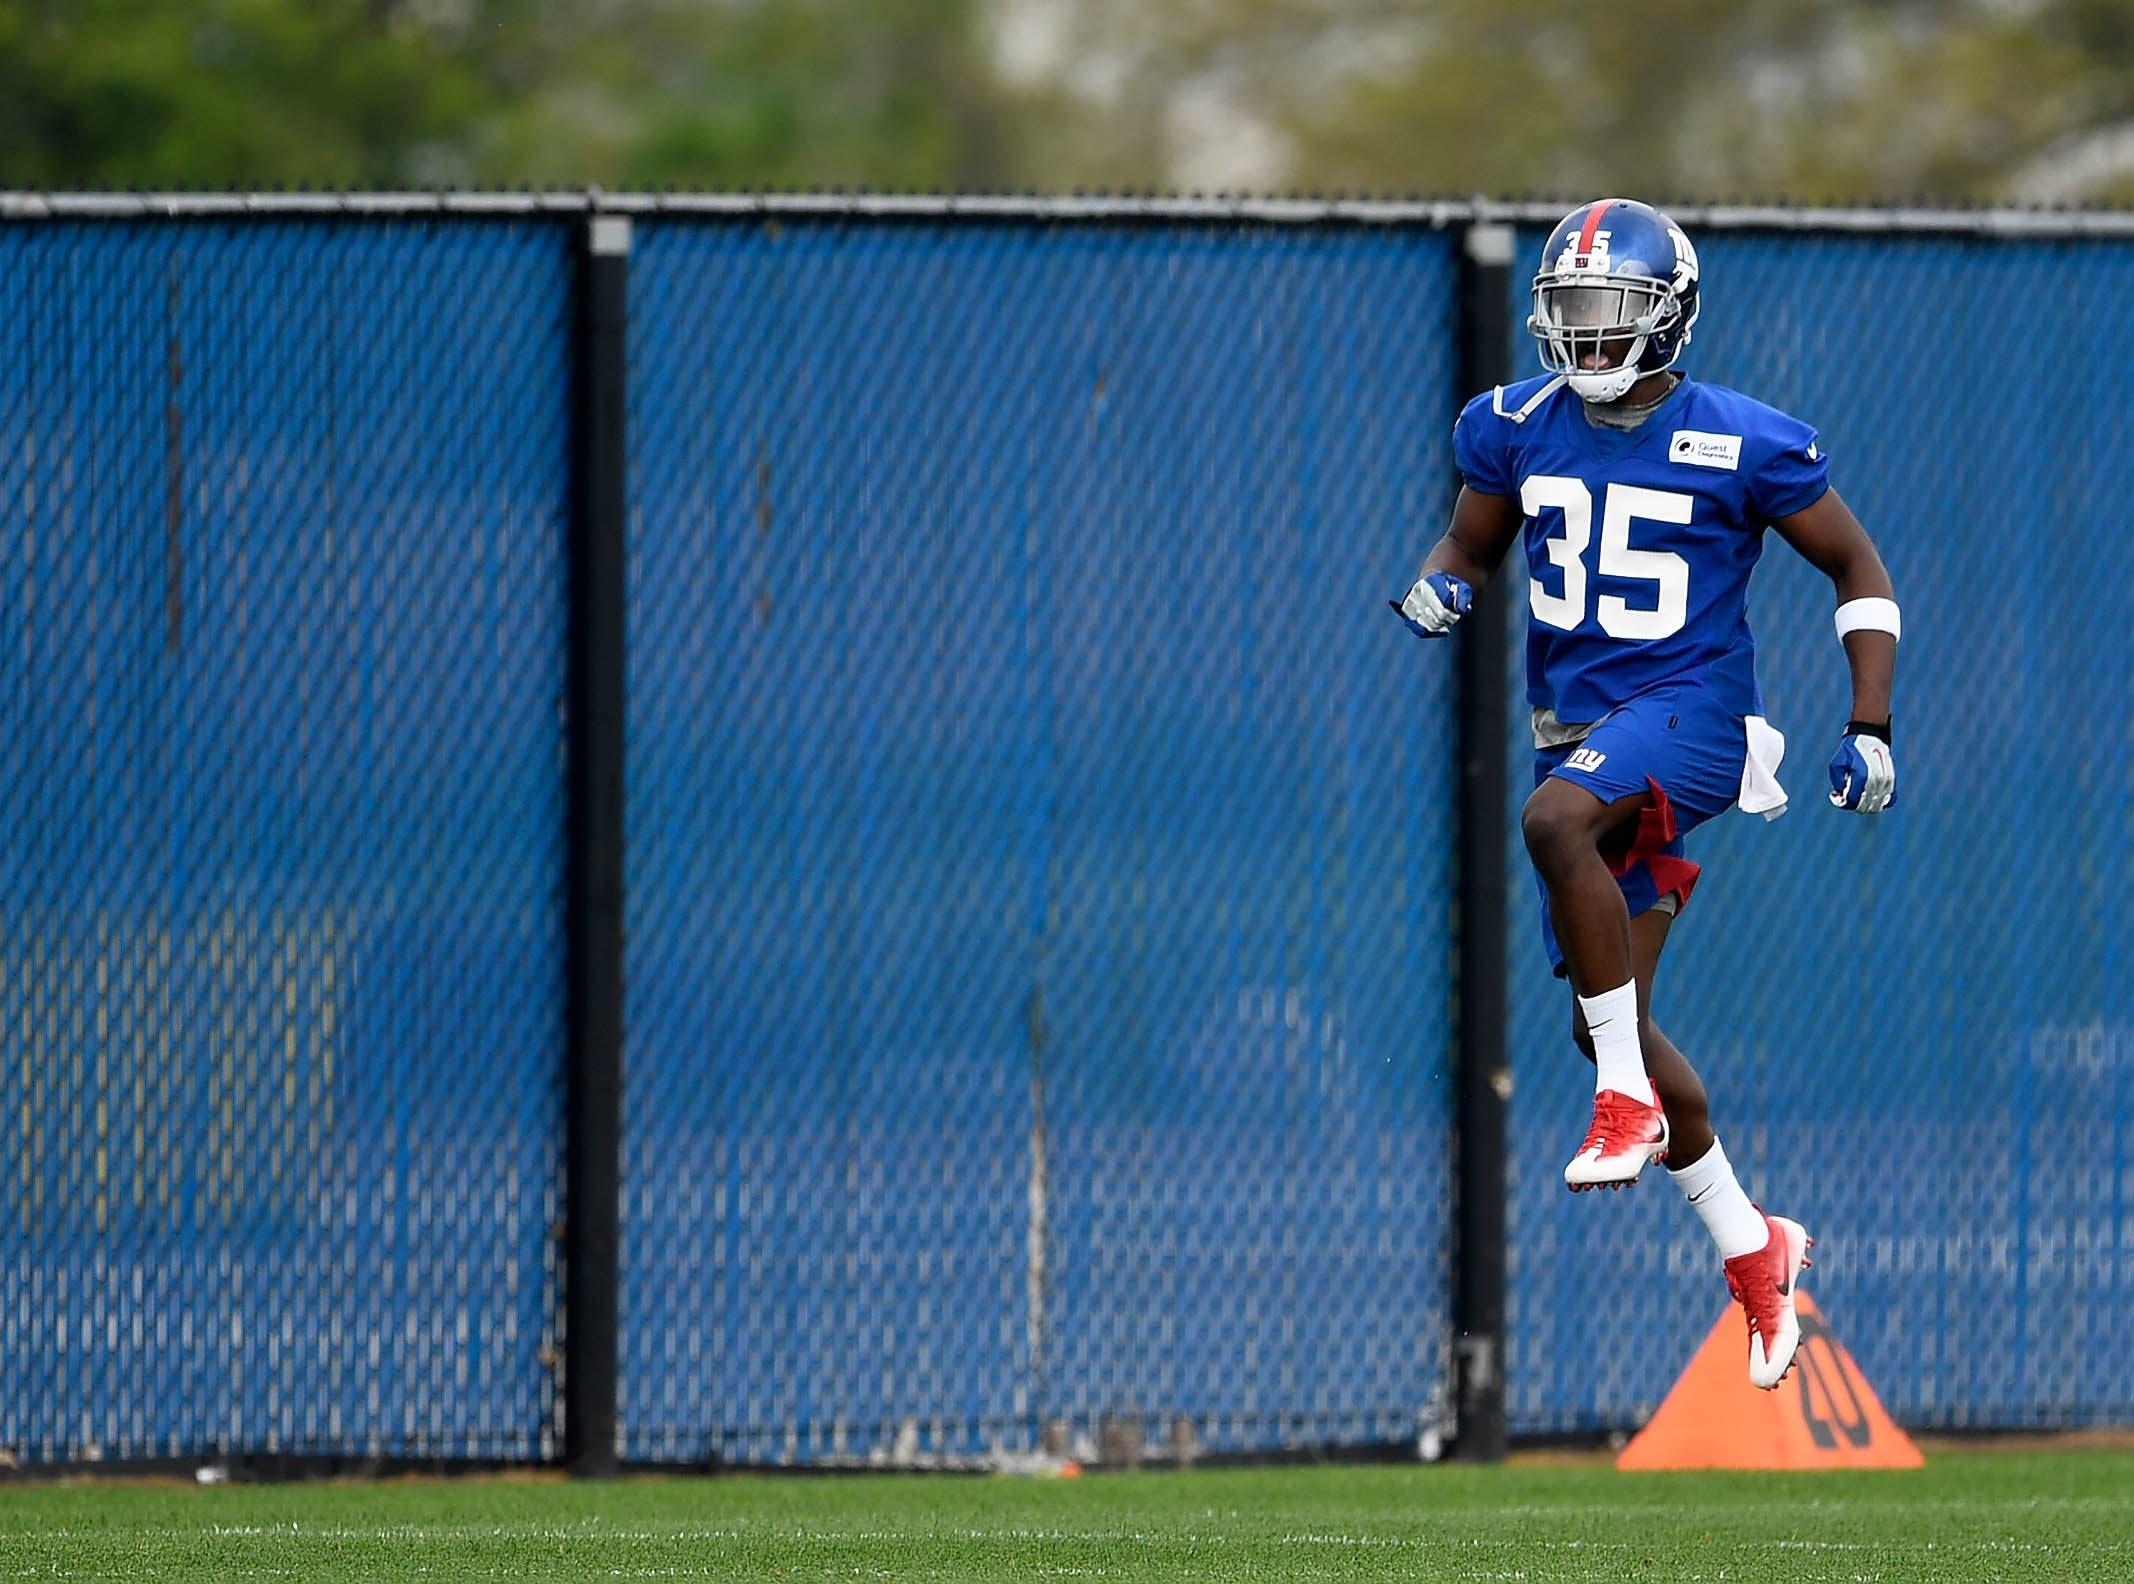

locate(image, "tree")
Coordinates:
469 0 1020 192
1003 0 2134 204
0 0 1022 193
5 0 2134 202
0 0 490 188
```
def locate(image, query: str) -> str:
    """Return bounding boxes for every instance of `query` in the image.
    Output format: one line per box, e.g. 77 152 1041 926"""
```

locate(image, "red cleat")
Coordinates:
1562 1089 1670 1190
1723 1213 1815 1389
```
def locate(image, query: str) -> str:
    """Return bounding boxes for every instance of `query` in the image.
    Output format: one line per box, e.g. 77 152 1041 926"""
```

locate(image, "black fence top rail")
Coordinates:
4 190 2134 237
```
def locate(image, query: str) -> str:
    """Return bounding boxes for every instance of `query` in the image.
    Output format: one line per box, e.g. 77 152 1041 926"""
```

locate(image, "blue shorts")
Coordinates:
1531 681 1749 977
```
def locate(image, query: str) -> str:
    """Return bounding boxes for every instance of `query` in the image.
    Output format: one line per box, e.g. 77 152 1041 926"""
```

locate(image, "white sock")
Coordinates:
1576 982 1654 1104
1668 1136 1771 1259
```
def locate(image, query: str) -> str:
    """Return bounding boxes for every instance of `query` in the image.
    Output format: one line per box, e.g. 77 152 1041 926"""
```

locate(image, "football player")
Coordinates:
1395 199 1899 1389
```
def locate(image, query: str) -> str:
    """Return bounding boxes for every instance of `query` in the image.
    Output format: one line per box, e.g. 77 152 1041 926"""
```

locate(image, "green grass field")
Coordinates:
3 1446 2129 1582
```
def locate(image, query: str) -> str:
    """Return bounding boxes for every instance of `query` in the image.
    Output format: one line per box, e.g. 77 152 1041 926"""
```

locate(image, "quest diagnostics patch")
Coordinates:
1668 429 1742 470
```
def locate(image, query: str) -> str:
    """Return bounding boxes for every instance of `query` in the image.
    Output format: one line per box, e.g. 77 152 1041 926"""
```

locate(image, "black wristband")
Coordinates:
1844 718 1891 744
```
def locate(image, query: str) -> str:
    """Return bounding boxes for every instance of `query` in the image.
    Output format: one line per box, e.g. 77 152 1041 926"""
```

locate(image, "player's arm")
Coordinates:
1771 486 1895 723
1391 486 1524 638
1771 486 1901 813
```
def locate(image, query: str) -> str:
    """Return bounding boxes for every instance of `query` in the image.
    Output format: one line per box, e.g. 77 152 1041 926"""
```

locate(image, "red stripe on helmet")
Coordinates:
1576 200 1613 261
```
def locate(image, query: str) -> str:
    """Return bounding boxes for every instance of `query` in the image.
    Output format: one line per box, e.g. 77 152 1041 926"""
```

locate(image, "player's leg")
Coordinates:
1568 906 1710 1159
1526 776 1674 1184
1642 1023 1713 1171
1653 1041 1814 1390
1570 908 1815 1388
1533 685 1742 1187
1521 775 1649 1001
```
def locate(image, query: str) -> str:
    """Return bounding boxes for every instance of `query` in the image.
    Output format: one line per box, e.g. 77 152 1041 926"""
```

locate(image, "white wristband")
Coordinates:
1834 597 1901 643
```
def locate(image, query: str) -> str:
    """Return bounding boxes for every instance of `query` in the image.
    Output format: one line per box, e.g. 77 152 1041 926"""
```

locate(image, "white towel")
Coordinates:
1739 715 1789 820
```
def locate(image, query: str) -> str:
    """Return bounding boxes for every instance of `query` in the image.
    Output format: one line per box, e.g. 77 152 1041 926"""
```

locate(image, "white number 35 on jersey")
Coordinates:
1521 476 1692 640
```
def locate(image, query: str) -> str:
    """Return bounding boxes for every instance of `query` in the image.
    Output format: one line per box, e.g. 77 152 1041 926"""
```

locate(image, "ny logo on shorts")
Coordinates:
1565 747 1608 774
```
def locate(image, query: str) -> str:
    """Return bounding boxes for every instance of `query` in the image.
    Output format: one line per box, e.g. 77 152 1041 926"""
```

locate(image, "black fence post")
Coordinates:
1450 220 1515 1464
564 209 631 1479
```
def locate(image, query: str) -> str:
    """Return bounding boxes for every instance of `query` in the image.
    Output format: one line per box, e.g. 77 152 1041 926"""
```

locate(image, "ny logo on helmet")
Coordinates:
1668 224 1699 294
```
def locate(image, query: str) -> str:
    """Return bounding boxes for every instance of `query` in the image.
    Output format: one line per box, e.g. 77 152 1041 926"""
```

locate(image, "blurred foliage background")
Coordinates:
3 0 2131 200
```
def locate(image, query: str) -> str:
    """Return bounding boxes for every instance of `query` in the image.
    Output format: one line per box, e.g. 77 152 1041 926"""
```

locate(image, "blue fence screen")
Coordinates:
0 220 571 1462
1501 230 2134 1433
2 208 2130 1467
621 220 1461 1463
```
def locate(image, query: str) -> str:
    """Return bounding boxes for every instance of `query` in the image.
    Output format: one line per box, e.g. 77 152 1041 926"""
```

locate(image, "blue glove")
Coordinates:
1389 570 1473 638
1828 721 1896 814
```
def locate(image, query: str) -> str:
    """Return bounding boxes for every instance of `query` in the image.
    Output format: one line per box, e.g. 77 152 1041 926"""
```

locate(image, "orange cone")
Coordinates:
1618 1292 1924 1470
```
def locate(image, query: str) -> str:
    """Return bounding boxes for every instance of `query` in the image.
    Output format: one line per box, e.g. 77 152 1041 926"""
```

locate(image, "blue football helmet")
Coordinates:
1529 199 1700 403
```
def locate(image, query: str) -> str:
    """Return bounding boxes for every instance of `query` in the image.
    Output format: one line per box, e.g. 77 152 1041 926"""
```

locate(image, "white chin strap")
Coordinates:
1567 364 1645 403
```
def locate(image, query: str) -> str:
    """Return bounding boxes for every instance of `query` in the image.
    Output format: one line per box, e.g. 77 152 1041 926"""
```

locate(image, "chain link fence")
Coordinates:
0 220 572 1462
1 201 2128 1468
1503 229 2134 1433
621 220 1461 1464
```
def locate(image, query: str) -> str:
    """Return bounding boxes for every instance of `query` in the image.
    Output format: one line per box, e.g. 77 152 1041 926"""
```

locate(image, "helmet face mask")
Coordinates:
1528 200 1700 403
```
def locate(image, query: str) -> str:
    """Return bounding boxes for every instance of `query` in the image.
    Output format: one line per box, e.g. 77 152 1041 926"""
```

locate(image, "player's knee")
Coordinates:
1521 793 1590 874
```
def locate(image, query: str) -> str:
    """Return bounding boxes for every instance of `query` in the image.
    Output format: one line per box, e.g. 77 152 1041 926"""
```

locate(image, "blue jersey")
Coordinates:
1453 374 1829 724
